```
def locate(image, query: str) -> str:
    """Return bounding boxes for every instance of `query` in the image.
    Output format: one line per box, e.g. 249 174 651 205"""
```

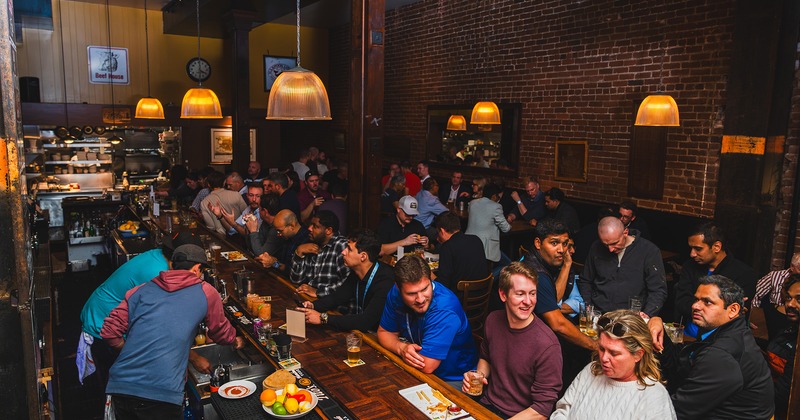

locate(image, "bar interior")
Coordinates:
1 0 799 419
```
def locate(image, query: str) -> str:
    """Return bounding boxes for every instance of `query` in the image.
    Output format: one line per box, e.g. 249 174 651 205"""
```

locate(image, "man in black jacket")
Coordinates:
649 275 774 420
438 171 472 207
542 187 580 235
673 222 757 337
297 229 393 332
765 274 799 420
579 216 667 316
433 212 488 293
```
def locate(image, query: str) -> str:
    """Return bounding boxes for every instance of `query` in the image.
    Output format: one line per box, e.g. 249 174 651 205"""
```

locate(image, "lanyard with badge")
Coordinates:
355 263 379 314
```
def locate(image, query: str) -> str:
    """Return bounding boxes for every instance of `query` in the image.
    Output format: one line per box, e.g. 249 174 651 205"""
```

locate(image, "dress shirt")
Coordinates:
754 268 792 307
415 190 449 228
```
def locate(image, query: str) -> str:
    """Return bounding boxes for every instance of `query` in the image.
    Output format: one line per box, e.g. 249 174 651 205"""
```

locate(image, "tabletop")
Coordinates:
148 211 500 420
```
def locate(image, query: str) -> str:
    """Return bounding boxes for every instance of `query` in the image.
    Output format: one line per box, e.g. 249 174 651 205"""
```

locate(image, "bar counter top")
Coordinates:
146 212 500 420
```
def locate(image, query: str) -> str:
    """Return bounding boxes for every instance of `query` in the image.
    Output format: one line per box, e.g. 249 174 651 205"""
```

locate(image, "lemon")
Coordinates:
272 402 287 415
276 392 286 404
284 397 299 414
299 401 312 413
285 383 299 396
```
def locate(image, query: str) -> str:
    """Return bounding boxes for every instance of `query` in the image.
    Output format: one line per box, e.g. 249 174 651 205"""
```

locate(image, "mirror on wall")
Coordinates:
425 103 521 174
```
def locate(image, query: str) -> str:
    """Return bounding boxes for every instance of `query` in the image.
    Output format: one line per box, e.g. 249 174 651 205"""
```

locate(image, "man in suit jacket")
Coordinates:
438 170 472 206
434 212 488 293
466 184 511 263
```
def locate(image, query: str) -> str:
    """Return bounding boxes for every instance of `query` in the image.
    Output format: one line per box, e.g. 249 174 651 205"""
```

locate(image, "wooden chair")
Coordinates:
456 273 495 336
518 245 529 260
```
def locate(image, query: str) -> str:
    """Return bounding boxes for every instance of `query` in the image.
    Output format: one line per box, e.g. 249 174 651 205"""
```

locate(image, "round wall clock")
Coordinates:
186 57 211 83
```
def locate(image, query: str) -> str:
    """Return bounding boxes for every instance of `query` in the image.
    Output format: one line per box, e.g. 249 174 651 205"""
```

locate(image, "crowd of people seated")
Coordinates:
87 154 793 419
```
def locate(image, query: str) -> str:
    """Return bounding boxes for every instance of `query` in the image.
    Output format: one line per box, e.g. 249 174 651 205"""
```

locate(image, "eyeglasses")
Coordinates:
596 316 629 337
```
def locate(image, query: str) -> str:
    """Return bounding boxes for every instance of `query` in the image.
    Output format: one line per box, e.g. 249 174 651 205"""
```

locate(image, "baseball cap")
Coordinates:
398 195 419 215
304 170 320 181
171 244 209 269
162 231 203 250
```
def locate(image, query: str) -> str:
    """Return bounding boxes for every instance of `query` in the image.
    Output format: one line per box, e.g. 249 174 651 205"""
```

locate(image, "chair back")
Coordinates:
456 273 494 336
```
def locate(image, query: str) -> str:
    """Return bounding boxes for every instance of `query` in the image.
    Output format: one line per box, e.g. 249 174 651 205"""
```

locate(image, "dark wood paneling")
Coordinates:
628 122 666 199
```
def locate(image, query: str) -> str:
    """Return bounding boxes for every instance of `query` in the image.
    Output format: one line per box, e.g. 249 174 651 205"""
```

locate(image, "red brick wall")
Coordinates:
383 0 737 219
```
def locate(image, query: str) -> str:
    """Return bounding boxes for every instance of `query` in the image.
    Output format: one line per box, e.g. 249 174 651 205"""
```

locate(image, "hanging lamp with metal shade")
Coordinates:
266 0 331 120
635 40 680 127
181 0 222 119
446 114 467 131
470 101 501 125
108 134 123 145
135 0 164 119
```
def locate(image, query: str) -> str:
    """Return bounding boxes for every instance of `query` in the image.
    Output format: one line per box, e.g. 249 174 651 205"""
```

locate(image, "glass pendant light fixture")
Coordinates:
181 0 222 119
635 40 680 126
57 0 75 144
470 101 501 125
135 0 164 119
266 0 331 120
446 114 467 131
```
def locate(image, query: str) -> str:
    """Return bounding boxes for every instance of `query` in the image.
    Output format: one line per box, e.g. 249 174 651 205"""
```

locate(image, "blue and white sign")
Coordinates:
88 46 130 85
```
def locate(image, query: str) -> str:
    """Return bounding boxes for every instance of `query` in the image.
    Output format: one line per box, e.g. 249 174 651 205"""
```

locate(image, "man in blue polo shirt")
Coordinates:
378 255 477 385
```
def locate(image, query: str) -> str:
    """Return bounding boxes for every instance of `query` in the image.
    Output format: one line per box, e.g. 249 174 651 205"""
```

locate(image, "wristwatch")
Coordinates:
516 200 522 205
320 313 329 324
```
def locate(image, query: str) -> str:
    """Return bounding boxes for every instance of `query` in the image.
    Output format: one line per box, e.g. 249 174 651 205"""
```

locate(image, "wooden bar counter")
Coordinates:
151 212 500 420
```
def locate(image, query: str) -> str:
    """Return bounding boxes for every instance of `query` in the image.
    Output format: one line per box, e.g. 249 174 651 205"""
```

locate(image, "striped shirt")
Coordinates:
753 268 791 307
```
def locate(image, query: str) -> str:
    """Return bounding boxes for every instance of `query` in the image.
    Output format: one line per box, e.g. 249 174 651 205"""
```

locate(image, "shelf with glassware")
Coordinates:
40 142 115 175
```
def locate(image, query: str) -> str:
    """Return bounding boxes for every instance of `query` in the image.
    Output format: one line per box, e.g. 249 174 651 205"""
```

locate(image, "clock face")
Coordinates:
187 57 211 83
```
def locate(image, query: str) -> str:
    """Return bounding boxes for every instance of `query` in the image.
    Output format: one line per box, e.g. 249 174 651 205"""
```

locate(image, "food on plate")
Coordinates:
284 397 299 414
272 402 288 415
427 402 448 413
226 250 245 261
263 369 296 390
299 401 312 413
294 390 312 403
118 221 140 231
225 385 248 397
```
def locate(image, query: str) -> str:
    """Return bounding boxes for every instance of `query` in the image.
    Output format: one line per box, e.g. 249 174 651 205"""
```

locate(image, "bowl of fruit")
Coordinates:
261 383 317 418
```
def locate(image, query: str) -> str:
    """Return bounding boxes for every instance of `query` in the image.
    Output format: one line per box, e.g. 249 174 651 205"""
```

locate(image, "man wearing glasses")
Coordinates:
256 209 309 272
298 229 394 331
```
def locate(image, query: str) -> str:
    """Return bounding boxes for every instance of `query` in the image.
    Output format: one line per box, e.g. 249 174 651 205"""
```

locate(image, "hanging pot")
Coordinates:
69 126 83 139
55 126 69 139
82 125 94 136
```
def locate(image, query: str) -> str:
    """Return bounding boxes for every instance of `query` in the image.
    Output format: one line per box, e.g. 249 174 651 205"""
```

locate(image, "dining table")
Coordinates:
146 210 500 420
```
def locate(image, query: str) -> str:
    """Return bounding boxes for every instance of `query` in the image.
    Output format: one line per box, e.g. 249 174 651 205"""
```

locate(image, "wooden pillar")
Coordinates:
349 0 385 229
223 6 258 173
715 0 799 273
0 1 39 418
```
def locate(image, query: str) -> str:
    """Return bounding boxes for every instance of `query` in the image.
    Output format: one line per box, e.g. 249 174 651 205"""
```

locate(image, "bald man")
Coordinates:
578 216 667 316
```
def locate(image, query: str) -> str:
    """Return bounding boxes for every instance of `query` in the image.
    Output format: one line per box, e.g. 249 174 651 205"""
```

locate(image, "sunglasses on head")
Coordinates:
597 316 629 337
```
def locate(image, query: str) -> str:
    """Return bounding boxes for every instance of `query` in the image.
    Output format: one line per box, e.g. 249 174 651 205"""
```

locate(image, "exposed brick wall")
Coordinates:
383 0 737 219
770 47 800 270
328 23 352 164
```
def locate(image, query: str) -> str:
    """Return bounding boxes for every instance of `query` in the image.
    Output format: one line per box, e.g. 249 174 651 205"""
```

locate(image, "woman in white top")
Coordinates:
551 310 676 420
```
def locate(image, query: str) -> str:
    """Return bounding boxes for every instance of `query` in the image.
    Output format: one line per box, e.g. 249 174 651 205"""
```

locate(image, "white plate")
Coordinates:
221 251 248 262
262 389 318 418
398 384 470 420
218 380 256 399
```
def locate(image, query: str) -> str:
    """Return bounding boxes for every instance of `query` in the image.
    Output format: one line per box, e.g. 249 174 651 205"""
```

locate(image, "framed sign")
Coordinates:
88 46 130 85
263 55 296 91
210 128 256 164
554 140 588 182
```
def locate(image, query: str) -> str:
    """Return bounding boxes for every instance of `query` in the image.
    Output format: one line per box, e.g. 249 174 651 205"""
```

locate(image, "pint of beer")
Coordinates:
346 333 362 363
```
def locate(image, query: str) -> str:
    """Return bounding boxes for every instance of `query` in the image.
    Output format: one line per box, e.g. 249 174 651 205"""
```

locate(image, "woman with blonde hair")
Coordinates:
551 310 676 419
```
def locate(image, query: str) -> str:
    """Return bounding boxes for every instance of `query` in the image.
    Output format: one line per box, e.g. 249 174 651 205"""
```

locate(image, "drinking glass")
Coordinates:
579 304 592 333
629 296 643 313
346 333 362 363
466 370 485 396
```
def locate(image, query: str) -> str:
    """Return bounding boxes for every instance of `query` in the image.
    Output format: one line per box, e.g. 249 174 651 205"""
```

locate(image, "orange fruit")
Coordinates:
295 390 312 403
260 389 276 406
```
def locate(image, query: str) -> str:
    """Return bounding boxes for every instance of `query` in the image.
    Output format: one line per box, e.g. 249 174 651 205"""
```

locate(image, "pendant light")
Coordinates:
635 40 680 126
446 114 467 131
57 0 75 144
266 0 331 120
135 0 164 119
181 0 222 119
470 101 501 125
105 0 123 145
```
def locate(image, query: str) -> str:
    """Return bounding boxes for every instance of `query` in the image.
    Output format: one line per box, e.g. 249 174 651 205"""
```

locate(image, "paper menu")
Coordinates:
285 308 306 339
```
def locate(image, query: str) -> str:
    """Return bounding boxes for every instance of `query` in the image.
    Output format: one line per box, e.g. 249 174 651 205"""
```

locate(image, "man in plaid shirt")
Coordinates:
292 210 351 298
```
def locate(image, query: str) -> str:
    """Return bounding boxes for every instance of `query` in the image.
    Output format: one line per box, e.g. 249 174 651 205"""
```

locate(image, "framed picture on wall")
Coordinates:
554 140 588 182
264 55 296 91
210 128 256 164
